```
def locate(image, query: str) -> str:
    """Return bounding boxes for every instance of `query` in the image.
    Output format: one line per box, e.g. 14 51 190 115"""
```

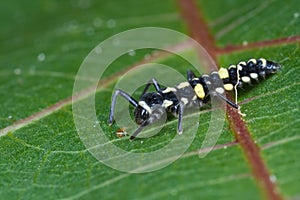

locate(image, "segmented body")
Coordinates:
109 58 281 139
136 58 279 118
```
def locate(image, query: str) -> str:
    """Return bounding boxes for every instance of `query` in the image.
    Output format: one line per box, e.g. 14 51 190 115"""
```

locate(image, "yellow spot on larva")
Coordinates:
195 84 205 99
162 87 177 93
224 84 234 91
218 68 229 79
162 100 173 108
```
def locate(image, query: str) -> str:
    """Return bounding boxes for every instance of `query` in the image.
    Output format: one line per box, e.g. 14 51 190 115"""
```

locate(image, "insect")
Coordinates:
108 58 280 140
116 128 127 138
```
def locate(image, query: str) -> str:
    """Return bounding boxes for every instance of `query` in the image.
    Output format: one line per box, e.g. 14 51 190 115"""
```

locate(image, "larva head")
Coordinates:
134 105 149 125
258 58 281 77
265 60 281 74
134 93 163 125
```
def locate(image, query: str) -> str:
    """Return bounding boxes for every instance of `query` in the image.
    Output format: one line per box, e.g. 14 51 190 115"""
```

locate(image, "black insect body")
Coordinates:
108 58 281 140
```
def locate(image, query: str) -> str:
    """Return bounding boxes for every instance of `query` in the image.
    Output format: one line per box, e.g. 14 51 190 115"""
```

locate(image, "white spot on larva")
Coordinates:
215 87 224 94
181 97 189 105
14 68 22 75
192 78 199 81
177 82 190 89
241 76 251 83
242 41 248 46
237 64 243 71
162 87 177 93
229 65 236 69
250 73 258 79
141 140 144 144
238 61 246 66
37 53 46 62
294 12 299 18
223 146 227 149
8 115 12 119
259 58 267 68
138 101 152 114
248 58 257 64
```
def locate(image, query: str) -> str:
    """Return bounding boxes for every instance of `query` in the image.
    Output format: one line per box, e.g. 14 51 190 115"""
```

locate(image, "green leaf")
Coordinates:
198 0 300 47
0 1 299 200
